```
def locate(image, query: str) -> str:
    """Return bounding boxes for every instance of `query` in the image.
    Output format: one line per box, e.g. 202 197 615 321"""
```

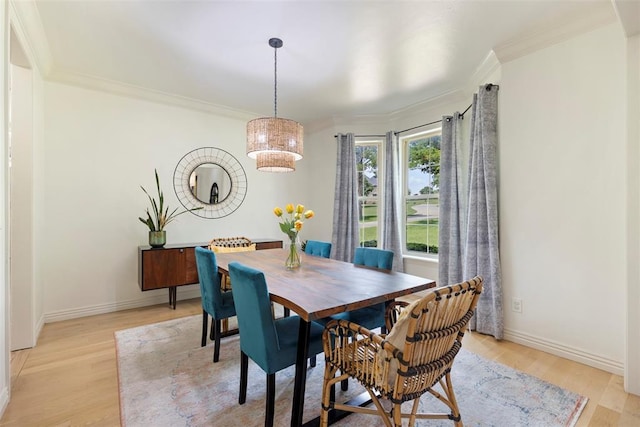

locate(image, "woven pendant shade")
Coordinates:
256 152 296 172
246 37 303 172
246 117 304 161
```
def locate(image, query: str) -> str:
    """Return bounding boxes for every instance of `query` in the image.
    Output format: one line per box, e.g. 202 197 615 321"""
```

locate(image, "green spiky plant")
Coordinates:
139 169 202 231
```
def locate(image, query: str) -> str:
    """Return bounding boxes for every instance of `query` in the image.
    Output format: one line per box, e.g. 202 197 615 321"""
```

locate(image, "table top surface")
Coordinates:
215 248 436 322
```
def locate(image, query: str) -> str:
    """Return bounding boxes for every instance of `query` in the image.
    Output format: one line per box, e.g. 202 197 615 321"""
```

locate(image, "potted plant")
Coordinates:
139 169 202 247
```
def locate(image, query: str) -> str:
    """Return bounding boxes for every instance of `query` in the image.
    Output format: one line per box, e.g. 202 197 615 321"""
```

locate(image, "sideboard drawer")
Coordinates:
255 240 283 250
139 247 197 291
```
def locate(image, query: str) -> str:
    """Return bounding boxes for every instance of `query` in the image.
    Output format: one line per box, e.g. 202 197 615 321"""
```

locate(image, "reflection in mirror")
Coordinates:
189 163 232 204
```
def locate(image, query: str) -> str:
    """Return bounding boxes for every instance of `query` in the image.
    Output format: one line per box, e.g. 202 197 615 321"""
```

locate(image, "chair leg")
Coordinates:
201 310 208 347
443 372 462 426
213 319 222 363
321 365 339 427
309 355 316 367
408 399 420 427
239 351 248 404
392 403 403 427
266 373 276 427
341 377 348 391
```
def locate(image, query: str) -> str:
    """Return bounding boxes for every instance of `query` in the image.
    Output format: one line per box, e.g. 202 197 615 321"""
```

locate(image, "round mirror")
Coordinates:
189 163 232 204
174 147 247 219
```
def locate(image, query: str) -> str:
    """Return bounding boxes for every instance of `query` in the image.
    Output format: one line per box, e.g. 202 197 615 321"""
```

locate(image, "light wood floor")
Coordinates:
1 297 639 426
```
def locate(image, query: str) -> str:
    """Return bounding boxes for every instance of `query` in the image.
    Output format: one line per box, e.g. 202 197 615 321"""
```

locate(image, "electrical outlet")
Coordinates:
512 298 522 313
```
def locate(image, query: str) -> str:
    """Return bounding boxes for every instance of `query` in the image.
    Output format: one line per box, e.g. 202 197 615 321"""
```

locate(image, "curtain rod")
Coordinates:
333 134 386 138
333 103 471 139
334 83 499 139
394 101 475 136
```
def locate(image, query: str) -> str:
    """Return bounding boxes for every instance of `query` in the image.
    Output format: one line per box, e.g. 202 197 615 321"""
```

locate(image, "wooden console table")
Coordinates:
138 238 282 308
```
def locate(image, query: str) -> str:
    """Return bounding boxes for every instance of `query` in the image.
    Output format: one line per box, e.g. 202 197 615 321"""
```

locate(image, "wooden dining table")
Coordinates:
214 248 436 426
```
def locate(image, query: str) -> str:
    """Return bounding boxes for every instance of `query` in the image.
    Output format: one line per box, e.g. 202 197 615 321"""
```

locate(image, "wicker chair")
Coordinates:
320 276 483 427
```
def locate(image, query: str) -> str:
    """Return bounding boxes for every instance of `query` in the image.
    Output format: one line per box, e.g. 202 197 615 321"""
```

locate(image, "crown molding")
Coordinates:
9 0 53 75
494 1 617 63
612 0 640 37
465 50 501 95
389 89 467 120
47 68 258 121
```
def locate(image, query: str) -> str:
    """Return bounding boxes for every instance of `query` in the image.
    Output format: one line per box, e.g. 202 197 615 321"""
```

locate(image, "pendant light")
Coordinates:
246 38 303 172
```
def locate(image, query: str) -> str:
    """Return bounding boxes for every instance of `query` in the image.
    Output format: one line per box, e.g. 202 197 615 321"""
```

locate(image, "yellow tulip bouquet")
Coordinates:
273 203 314 268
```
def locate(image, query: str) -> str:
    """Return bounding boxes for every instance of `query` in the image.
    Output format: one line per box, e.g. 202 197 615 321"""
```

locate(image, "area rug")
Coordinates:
115 315 587 426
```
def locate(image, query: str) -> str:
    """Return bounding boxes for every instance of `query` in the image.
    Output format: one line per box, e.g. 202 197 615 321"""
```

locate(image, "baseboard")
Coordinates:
504 328 624 376
43 289 202 323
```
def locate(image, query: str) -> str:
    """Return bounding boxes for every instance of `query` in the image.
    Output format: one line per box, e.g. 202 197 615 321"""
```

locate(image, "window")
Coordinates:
402 130 441 257
355 140 382 248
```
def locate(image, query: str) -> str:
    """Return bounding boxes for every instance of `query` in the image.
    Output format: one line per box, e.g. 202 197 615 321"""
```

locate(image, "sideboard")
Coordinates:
138 238 283 308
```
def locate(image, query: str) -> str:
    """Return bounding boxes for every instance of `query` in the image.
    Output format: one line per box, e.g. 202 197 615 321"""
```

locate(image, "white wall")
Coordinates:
42 82 298 319
0 0 9 415
625 33 640 394
499 24 626 373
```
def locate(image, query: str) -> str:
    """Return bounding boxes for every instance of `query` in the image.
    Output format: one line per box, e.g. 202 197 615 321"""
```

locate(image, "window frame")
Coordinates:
400 127 442 260
355 137 384 248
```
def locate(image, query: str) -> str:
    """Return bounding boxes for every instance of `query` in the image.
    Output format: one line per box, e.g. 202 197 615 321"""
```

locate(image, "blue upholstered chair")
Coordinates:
326 247 394 330
353 246 394 270
229 262 325 427
194 246 236 363
304 240 332 258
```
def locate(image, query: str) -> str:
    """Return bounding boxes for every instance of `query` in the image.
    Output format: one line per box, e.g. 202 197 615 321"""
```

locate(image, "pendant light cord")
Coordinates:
274 45 278 118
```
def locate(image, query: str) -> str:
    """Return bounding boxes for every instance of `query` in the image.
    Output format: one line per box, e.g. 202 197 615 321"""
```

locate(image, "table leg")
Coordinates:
291 317 311 427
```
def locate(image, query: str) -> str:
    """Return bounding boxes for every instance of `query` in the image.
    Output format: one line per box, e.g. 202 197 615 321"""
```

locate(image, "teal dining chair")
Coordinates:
194 246 236 363
304 240 332 258
327 247 394 331
228 262 325 427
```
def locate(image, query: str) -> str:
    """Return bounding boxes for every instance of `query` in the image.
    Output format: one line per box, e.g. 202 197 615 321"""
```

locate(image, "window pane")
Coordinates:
356 144 380 248
405 134 441 255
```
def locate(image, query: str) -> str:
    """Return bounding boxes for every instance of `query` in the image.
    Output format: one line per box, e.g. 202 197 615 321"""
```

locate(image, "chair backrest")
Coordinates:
304 240 332 258
194 247 225 316
228 262 281 372
208 236 253 250
353 247 394 270
384 276 483 398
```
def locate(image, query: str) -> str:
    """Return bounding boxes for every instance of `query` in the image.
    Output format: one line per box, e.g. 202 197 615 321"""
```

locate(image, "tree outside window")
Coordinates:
404 131 441 256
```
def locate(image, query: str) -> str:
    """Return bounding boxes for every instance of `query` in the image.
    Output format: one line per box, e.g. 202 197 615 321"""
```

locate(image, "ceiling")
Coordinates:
23 1 633 128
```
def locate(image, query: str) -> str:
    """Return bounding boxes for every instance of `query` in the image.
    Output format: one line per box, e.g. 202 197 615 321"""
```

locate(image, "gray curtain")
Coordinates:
382 131 404 272
464 85 503 339
331 133 359 262
438 113 465 286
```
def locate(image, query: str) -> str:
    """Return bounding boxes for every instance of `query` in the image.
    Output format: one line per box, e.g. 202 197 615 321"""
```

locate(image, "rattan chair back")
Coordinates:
208 236 253 249
321 276 483 427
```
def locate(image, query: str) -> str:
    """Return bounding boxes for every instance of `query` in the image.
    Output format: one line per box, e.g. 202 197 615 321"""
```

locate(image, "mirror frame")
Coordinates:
173 147 247 219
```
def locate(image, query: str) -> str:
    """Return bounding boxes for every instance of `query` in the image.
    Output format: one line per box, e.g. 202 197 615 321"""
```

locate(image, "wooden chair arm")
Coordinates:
322 319 400 357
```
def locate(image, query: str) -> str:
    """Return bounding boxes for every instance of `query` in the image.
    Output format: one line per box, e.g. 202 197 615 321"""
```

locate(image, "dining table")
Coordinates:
214 248 436 426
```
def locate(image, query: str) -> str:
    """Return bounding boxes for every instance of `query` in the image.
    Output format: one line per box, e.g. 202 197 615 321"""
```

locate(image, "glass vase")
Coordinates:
285 236 301 269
